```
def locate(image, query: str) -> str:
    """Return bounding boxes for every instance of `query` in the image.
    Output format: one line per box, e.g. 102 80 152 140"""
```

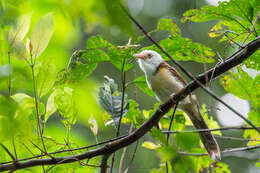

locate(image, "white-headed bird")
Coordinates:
134 50 221 161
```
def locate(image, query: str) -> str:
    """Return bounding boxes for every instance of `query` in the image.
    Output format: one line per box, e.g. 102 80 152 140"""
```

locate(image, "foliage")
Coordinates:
0 0 259 172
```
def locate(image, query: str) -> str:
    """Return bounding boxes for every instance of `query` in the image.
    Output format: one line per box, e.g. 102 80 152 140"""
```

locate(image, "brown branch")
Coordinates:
119 4 260 134
0 144 16 162
101 155 110 173
0 37 259 172
162 126 260 134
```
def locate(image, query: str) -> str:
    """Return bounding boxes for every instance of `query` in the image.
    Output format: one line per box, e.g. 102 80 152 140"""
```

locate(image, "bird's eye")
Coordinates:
147 53 152 58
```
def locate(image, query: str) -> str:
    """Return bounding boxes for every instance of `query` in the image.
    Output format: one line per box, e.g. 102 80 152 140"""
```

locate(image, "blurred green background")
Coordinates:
0 0 259 172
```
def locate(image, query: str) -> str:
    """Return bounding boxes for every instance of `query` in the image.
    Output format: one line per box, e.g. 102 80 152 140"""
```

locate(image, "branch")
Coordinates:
101 155 110 173
0 37 259 172
162 126 260 134
119 4 260 134
179 145 260 157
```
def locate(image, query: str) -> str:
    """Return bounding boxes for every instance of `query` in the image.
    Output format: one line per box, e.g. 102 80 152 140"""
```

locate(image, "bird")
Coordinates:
134 50 221 161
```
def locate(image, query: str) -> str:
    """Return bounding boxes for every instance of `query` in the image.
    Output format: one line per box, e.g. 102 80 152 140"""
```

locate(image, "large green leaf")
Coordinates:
220 67 260 108
108 45 137 72
8 13 31 46
44 91 56 123
54 86 78 128
35 59 57 98
134 75 155 97
30 13 54 59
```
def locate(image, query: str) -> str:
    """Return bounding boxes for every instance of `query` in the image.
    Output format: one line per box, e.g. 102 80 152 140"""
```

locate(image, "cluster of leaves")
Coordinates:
142 18 216 63
181 0 260 170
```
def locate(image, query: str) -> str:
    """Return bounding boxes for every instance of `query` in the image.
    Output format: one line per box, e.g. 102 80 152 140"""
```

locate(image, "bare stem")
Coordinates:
166 102 178 173
7 52 11 97
29 53 52 159
110 61 127 173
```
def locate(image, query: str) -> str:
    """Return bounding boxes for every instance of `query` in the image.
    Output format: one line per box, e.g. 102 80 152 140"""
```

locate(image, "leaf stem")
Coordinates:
165 102 178 173
29 53 52 159
7 52 11 97
110 58 127 173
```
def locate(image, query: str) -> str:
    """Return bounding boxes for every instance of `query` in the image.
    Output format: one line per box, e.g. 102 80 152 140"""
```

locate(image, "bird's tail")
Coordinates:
182 102 221 161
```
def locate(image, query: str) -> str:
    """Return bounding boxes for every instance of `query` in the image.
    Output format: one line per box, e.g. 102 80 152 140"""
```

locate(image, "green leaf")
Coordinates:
201 104 221 135
156 145 177 161
157 18 181 37
108 45 137 72
54 86 78 128
244 50 260 71
88 115 98 136
142 141 160 150
98 76 128 125
134 75 155 97
44 91 56 123
86 35 111 49
243 110 260 146
122 99 141 125
30 13 54 58
8 13 31 46
220 68 260 108
175 132 200 151
144 37 215 63
35 59 57 98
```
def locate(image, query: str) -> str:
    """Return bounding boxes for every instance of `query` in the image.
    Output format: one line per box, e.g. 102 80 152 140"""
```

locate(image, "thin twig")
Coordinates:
166 102 178 173
162 126 260 134
110 59 127 172
213 134 260 142
7 52 11 97
21 142 36 157
118 124 134 173
11 138 17 161
0 135 128 165
123 68 139 173
101 155 110 173
123 140 139 173
242 14 259 46
223 31 243 48
29 53 52 159
0 143 16 162
179 145 260 156
120 4 260 134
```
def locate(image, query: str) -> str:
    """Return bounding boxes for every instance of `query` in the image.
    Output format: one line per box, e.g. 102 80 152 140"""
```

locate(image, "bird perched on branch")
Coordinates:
134 50 221 161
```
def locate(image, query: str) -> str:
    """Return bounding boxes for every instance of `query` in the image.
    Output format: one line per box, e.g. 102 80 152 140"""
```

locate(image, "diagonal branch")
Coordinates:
119 3 260 134
0 37 259 172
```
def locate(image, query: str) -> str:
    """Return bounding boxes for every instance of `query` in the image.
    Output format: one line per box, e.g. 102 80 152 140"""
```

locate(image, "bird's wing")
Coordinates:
161 62 187 85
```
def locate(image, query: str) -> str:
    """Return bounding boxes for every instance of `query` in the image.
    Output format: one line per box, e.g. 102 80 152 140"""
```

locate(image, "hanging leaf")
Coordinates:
30 13 54 58
134 75 155 97
54 86 78 129
44 91 56 123
8 13 31 46
88 115 98 136
35 59 57 98
98 76 128 125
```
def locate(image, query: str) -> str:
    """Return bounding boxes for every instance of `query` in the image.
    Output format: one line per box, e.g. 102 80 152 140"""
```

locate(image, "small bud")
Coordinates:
26 38 33 54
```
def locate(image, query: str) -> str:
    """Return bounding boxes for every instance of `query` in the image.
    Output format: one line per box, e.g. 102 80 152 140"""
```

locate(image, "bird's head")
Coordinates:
134 50 164 74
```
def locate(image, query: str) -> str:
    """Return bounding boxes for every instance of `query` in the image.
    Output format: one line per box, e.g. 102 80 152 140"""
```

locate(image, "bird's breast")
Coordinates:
147 67 185 102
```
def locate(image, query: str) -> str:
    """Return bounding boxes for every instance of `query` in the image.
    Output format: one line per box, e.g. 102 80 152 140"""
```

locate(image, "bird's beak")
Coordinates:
134 53 145 60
